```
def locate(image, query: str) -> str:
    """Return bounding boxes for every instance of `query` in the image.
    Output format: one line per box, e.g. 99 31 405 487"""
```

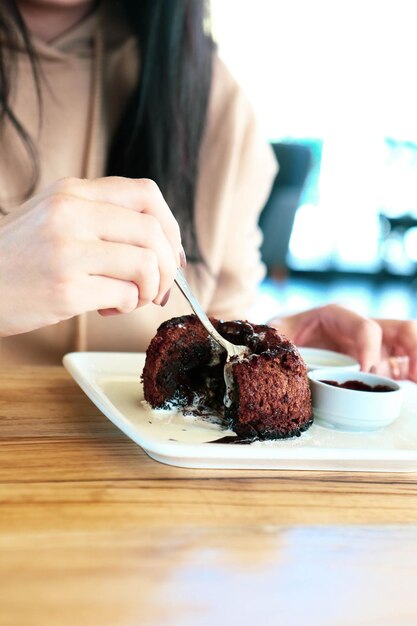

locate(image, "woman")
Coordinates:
0 0 416 380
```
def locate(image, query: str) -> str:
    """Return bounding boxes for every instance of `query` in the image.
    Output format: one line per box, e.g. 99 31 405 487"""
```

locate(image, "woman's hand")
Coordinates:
373 318 417 381
0 176 183 336
269 304 417 382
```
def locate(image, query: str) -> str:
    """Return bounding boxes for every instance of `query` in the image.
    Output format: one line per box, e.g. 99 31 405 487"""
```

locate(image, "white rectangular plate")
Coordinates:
63 352 417 472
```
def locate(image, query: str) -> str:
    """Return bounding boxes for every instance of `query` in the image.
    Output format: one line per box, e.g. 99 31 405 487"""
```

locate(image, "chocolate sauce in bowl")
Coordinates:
321 379 395 392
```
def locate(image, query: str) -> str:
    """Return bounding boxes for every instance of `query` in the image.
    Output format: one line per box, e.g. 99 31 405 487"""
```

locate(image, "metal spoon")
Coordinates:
174 269 248 360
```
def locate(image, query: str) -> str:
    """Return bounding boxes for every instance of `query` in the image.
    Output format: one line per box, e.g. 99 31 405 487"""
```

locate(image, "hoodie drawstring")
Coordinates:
74 25 103 352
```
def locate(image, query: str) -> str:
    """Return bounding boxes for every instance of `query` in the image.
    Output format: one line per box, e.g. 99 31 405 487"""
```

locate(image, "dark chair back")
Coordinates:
259 142 312 275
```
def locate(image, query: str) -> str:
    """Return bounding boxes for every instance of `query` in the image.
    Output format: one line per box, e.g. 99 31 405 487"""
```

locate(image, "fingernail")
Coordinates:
179 247 187 269
99 308 119 316
160 289 171 307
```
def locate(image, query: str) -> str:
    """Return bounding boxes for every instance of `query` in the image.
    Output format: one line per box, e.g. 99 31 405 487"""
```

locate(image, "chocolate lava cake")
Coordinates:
141 314 313 440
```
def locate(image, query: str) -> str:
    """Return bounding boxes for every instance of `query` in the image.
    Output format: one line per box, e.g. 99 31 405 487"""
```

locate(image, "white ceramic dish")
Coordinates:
308 369 403 432
298 347 360 372
63 352 417 472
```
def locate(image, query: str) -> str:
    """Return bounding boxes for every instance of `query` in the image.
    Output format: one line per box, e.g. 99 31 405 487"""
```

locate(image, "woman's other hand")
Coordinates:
0 177 183 336
270 304 417 382
373 318 417 381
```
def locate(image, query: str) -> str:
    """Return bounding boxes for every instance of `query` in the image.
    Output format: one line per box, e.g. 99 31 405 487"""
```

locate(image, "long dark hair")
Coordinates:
0 0 214 261
0 0 42 202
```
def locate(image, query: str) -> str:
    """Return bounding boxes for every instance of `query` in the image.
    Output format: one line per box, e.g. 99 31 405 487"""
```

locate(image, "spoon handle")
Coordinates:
174 269 239 357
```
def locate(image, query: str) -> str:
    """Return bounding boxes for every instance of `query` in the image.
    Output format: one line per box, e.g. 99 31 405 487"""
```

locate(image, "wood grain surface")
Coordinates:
1 366 417 626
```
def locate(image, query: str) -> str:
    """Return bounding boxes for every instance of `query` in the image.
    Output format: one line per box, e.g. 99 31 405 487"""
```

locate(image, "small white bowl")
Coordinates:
299 347 360 372
308 368 403 432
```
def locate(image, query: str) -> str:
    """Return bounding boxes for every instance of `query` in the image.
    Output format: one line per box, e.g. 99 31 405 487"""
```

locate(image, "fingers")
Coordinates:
0 176 182 336
71 275 140 315
38 191 179 307
395 321 417 381
292 315 320 345
274 307 417 382
374 319 417 382
289 304 383 372
51 177 184 268
78 200 178 304
48 268 140 318
388 356 410 380
391 321 417 381
351 317 383 373
83 240 168 307
316 304 382 372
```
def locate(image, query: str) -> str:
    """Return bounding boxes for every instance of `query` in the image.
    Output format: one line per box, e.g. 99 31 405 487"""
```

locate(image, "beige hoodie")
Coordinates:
0 2 277 364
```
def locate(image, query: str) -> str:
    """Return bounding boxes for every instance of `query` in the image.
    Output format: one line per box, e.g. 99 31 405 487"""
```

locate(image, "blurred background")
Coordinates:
211 0 417 321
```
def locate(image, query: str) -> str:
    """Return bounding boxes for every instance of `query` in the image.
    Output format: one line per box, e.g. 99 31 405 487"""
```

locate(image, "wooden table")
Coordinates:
2 367 417 626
